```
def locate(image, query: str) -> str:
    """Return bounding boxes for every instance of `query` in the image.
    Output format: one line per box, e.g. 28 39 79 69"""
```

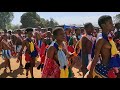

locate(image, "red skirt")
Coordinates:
40 55 45 64
40 43 47 63
42 58 60 78
67 46 74 53
25 53 32 62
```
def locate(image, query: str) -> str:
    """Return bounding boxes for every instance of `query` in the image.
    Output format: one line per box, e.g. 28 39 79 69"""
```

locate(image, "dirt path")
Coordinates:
0 55 83 78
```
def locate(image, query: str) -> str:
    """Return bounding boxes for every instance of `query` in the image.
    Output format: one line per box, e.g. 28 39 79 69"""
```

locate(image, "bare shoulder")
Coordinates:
96 38 105 45
81 36 86 39
81 36 87 42
47 46 56 58
95 38 105 50
47 46 56 52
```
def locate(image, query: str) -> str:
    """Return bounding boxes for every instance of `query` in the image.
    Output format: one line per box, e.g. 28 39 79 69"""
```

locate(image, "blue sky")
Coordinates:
12 12 120 26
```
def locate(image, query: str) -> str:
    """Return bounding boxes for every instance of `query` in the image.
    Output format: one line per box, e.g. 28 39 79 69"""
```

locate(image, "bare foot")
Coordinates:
10 70 13 73
4 68 7 73
19 65 24 69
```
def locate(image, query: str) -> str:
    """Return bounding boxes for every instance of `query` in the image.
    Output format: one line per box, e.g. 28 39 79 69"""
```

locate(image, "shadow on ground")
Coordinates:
0 66 24 78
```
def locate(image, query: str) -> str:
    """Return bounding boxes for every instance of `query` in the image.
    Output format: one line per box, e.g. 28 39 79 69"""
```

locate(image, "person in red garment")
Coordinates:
42 27 76 78
18 28 38 78
37 31 53 71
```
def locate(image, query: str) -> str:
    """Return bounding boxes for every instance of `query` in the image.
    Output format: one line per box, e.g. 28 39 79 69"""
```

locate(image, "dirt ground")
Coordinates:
0 55 83 78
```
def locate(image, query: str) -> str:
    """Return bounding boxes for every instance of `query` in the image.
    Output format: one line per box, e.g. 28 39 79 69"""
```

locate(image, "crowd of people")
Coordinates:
0 15 120 78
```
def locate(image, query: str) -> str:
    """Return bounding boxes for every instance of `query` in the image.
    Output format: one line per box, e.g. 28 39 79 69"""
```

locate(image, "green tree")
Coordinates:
13 24 20 30
114 14 120 23
21 12 59 28
49 18 59 28
6 24 20 30
49 18 55 28
20 12 41 28
40 18 46 28
6 23 13 30
0 12 14 29
54 21 59 26
45 19 50 27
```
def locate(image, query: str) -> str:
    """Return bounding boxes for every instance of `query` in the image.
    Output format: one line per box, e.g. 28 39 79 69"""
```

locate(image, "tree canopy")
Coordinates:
114 14 120 23
20 12 59 28
20 12 41 28
0 12 14 29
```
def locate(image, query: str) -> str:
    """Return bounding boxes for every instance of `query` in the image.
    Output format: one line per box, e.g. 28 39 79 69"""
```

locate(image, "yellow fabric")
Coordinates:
58 45 62 50
29 42 34 52
60 68 69 78
35 57 38 61
109 39 119 56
